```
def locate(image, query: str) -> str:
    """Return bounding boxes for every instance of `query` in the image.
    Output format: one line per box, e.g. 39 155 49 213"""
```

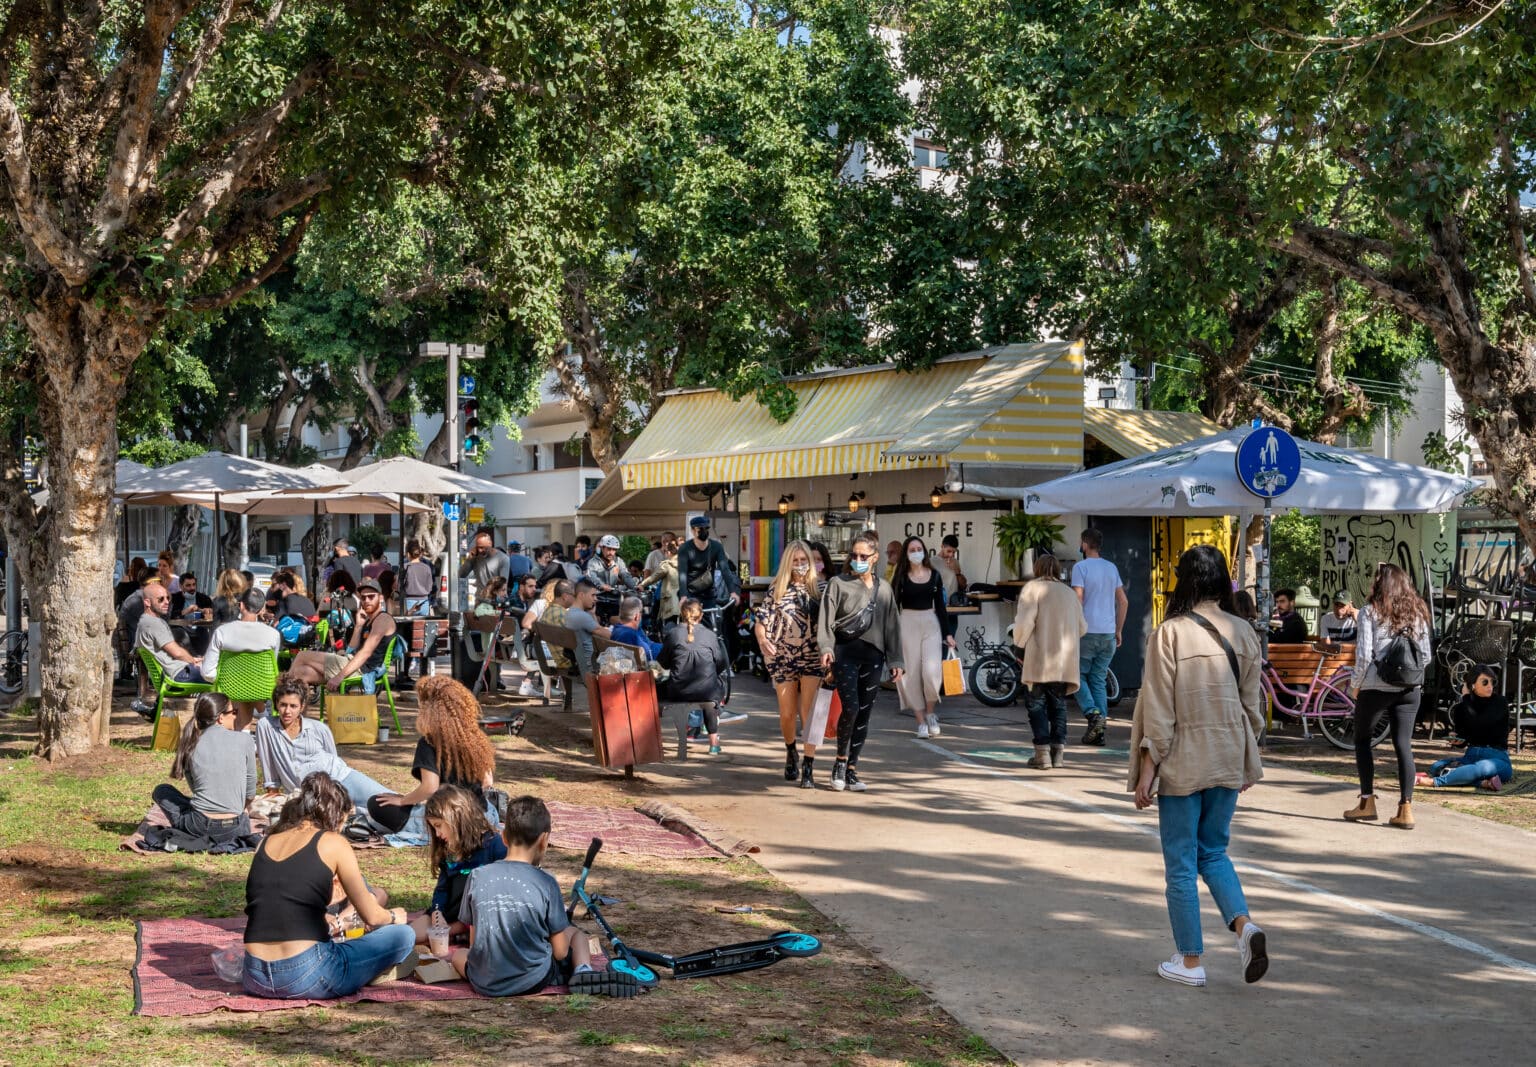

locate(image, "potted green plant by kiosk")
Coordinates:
993 511 1065 578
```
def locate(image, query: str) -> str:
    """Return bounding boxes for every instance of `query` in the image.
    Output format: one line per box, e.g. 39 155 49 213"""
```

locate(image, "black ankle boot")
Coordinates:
784 743 800 782
799 756 815 789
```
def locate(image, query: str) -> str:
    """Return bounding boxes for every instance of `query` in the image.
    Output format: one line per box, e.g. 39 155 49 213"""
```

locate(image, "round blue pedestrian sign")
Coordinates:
1235 426 1301 499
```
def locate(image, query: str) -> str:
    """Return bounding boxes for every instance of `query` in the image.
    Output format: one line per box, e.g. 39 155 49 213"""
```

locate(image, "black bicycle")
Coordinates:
963 626 1119 709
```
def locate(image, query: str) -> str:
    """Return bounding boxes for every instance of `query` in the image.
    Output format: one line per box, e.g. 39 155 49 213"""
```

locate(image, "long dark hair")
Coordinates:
170 693 230 780
807 541 835 580
1164 544 1235 619
425 784 495 879
892 536 929 594
269 771 352 836
1367 562 1430 633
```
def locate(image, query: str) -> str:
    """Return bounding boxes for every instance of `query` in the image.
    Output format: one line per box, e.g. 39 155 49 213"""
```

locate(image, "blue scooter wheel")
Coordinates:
769 931 822 957
610 957 660 985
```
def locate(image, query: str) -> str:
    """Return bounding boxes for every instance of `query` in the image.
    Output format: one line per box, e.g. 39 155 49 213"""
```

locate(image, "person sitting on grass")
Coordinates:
148 693 258 852
410 784 508 947
448 795 639 998
254 676 392 813
609 596 662 661
1417 665 1515 791
366 676 499 836
242 772 415 999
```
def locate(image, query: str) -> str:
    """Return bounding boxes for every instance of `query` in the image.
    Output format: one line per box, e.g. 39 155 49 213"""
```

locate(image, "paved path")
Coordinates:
642 682 1533 1064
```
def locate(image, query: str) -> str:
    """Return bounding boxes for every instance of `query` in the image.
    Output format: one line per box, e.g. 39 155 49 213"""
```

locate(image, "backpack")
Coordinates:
1374 626 1425 687
276 614 316 649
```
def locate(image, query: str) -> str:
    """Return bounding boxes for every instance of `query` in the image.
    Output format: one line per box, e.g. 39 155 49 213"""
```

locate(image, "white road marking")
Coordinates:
914 738 1536 978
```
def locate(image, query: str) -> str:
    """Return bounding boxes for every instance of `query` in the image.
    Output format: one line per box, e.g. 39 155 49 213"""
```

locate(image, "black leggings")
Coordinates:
1354 686 1421 801
834 642 884 765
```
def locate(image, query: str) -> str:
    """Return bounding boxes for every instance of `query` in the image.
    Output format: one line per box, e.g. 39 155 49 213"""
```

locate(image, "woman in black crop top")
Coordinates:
243 772 415 998
892 536 955 740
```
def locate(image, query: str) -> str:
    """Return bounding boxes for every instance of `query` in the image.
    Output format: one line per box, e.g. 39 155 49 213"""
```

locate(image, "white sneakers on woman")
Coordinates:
916 722 930 738
1157 922 1268 988
925 713 941 737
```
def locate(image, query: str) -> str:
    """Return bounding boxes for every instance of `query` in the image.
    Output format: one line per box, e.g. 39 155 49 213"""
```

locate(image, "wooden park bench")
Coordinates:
531 621 584 713
1265 640 1356 689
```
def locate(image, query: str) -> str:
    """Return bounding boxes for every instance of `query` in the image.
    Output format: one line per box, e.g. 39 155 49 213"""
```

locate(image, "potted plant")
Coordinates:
993 511 1065 578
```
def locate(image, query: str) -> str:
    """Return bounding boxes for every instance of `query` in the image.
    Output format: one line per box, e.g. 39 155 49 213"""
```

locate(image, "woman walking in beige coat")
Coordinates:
1130 544 1268 989
1012 554 1086 769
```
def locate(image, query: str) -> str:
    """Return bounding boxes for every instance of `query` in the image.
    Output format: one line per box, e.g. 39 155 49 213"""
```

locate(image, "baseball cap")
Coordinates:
689 515 710 528
357 577 383 594
1332 590 1352 606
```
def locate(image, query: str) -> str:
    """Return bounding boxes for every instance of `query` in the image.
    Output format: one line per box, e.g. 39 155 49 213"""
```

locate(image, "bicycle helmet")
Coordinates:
598 534 621 550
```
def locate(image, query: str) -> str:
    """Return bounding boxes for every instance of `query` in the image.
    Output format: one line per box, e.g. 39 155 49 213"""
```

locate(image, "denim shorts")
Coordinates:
242 925 415 999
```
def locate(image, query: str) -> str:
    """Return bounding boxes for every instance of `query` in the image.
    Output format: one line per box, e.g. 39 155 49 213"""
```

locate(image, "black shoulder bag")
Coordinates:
832 578 879 643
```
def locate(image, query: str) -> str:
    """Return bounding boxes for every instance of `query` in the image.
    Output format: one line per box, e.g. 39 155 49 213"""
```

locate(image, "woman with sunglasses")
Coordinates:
816 532 904 792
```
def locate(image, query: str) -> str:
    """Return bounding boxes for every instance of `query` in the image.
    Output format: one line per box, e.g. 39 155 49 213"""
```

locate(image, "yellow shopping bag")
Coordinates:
326 692 379 745
942 652 967 697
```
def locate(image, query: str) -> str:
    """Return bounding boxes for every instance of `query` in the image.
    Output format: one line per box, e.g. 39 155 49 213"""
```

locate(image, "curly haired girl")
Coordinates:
367 676 498 835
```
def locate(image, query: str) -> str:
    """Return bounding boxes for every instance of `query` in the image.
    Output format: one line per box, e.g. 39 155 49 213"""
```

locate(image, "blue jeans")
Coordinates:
1077 633 1115 718
1157 788 1249 957
173 663 206 684
1428 746 1513 787
1027 682 1069 746
340 769 391 812
242 925 415 998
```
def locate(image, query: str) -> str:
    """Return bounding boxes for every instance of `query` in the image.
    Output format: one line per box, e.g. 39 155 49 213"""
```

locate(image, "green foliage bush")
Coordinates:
1269 510 1320 595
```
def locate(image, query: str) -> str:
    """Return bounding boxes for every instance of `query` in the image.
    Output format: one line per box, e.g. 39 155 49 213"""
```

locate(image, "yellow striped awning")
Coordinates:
883 341 1085 467
619 360 981 491
1084 407 1224 459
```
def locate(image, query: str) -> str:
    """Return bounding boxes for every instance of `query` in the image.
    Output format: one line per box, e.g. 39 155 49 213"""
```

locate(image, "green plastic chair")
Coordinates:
136 646 214 728
332 634 405 733
213 649 280 708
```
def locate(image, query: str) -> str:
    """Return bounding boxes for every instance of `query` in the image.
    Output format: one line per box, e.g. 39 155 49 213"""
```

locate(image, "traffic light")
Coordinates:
461 397 481 459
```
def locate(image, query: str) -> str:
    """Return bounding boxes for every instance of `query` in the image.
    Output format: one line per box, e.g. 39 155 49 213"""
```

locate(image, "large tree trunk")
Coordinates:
3 312 148 758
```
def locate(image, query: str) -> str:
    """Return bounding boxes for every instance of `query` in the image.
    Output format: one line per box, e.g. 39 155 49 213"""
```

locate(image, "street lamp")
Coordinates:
778 494 795 515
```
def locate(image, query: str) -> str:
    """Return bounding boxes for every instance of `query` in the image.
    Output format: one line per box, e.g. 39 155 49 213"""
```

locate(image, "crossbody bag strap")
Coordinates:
1187 610 1241 687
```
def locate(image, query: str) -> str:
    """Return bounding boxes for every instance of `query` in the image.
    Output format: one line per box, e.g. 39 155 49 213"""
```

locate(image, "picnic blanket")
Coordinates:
545 800 738 859
633 799 758 857
121 797 389 854
132 916 602 1017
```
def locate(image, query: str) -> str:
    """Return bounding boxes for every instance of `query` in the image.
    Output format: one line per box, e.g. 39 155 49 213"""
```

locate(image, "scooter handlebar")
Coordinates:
583 838 604 869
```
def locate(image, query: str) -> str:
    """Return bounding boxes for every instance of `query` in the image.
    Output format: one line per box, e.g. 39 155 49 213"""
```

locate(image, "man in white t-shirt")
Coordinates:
1071 528 1128 746
202 587 282 728
1317 590 1358 642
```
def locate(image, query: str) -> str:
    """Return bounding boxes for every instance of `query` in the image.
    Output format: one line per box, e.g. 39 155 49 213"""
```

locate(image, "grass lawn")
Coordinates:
0 693 1005 1067
1260 718 1536 831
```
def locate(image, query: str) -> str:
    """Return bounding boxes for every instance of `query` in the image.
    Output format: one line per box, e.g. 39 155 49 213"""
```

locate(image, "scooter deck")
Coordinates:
633 939 789 979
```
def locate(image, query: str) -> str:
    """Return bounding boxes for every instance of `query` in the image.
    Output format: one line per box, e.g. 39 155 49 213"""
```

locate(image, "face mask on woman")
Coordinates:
814 561 825 573
849 559 872 575
792 562 810 577
907 551 926 564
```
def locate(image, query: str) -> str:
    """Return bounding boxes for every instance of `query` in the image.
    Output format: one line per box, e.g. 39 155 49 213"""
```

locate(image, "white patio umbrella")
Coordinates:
115 452 346 570
318 455 524 577
1011 427 1478 517
218 486 434 593
1007 426 1478 631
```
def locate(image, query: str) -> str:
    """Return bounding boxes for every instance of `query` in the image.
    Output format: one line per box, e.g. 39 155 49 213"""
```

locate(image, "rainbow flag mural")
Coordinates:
745 518 785 580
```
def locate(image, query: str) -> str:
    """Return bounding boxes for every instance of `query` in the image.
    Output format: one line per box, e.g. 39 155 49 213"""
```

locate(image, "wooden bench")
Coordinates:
531 621 583 712
1266 641 1356 687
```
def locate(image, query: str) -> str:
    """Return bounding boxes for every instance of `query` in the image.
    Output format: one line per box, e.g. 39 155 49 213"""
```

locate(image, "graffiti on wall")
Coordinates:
1320 513 1455 605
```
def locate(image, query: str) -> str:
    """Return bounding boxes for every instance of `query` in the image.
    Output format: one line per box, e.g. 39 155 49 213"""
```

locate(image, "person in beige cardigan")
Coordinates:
1129 545 1269 990
639 544 680 624
1012 554 1086 769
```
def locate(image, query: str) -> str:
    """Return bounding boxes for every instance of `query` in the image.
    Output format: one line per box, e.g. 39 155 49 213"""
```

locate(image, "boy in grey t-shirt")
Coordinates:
451 796 639 997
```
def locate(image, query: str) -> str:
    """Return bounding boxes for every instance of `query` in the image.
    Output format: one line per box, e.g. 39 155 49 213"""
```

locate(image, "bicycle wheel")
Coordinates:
0 630 26 695
1316 686 1390 751
1105 669 1122 707
968 653 1020 707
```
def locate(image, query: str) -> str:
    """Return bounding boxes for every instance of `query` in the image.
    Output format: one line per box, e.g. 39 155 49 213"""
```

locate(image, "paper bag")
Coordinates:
942 651 967 697
150 697 197 752
327 692 380 745
803 684 842 748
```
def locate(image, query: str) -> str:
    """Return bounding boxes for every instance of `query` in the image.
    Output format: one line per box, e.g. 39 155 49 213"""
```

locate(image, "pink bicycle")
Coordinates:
1261 643 1387 751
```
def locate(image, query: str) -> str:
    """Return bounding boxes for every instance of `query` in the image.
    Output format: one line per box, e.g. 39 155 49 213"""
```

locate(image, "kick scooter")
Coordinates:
567 838 822 984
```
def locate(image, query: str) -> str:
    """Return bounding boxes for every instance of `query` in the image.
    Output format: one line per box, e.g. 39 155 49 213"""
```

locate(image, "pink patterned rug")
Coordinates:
544 801 722 859
133 916 601 1017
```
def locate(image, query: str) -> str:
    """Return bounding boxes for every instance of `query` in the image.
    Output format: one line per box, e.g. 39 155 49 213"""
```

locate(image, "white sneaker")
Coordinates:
717 710 748 725
916 722 930 739
518 679 538 698
1157 954 1206 987
925 713 941 737
1237 922 1268 984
